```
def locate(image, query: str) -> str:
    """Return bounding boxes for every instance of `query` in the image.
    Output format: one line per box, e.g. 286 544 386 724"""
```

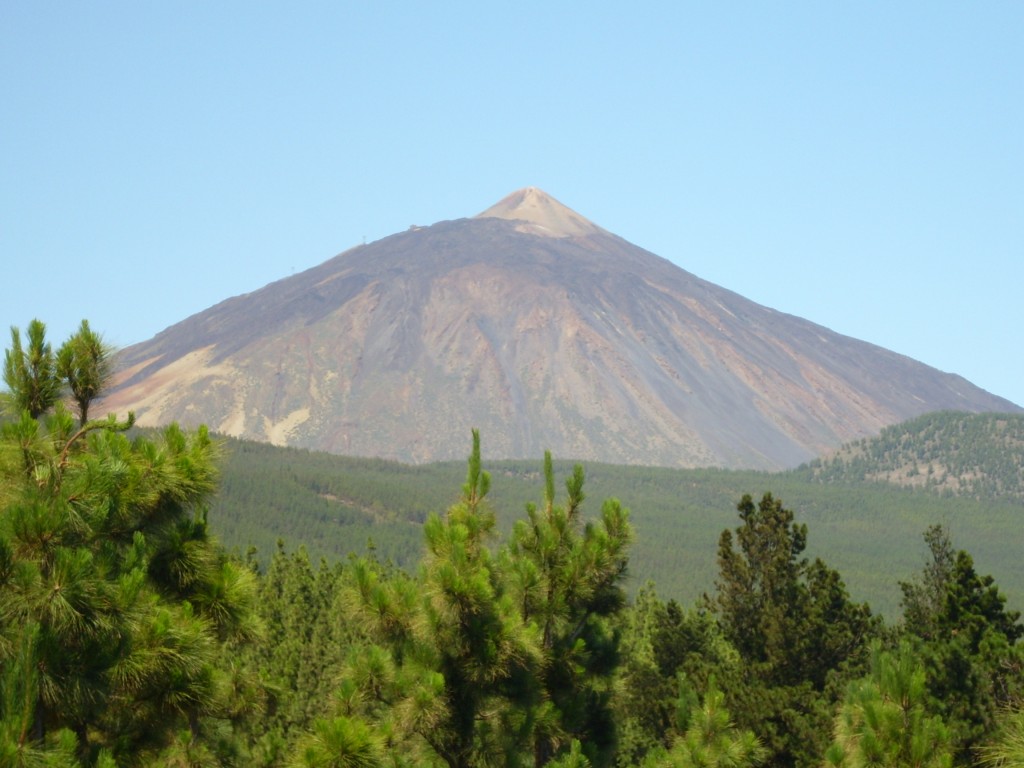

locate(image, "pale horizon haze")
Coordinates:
3 3 1022 411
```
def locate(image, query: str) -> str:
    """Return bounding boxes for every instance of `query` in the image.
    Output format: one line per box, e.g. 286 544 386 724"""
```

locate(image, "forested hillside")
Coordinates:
797 411 1024 500
209 433 1024 617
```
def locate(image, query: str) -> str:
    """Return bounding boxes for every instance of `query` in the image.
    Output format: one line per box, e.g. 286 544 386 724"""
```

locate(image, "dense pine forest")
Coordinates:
208 422 1024 618
3 320 1024 767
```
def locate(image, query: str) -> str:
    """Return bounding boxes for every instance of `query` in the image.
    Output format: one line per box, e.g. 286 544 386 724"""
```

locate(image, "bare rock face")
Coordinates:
99 189 1020 469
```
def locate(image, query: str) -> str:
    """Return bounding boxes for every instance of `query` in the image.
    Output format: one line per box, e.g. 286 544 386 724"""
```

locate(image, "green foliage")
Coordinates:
900 527 1024 763
315 431 536 768
711 493 878 768
416 430 536 767
298 433 632 768
899 525 957 640
54 321 112 427
291 715 385 768
505 451 632 766
241 544 348 753
825 641 953 768
977 707 1024 768
204 439 1024 620
644 679 766 768
714 494 876 690
614 586 743 767
612 585 680 766
0 320 261 766
208 437 458 571
547 741 592 768
2 320 62 420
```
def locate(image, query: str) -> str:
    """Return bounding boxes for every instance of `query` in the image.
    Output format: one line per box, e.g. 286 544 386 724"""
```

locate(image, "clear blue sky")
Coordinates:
3 3 1022 407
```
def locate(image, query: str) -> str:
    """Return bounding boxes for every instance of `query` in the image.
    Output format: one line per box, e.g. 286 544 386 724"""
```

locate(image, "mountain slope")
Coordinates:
99 189 1020 469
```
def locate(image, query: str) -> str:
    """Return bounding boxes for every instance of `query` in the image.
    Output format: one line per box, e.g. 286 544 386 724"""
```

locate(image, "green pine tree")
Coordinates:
900 526 1024 763
504 451 632 767
0 320 260 766
711 493 877 768
2 320 61 420
643 678 766 768
318 431 536 768
977 707 1024 768
824 641 952 768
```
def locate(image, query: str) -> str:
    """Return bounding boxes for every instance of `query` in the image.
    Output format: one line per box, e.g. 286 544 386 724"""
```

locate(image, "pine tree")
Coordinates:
247 542 350 756
320 431 536 768
614 586 746 768
977 707 1024 768
643 679 766 768
612 585 680 766
292 715 386 768
55 320 112 427
711 493 877 768
415 430 536 766
547 741 592 768
824 641 952 768
899 525 956 643
900 527 1024 762
306 434 633 768
0 320 260 765
2 320 61 420
504 452 632 767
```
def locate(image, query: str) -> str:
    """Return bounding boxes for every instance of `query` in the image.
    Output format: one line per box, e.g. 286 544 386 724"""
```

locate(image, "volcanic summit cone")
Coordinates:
100 189 1020 469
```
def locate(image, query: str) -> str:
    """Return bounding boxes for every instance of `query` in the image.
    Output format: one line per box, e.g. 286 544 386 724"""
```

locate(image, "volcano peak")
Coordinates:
474 187 603 238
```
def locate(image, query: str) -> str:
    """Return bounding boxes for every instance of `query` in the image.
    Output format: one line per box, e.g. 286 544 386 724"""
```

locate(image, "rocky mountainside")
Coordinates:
99 188 1021 469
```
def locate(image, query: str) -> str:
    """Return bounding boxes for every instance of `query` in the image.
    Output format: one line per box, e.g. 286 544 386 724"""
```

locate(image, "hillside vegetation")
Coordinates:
209 414 1024 617
796 411 1024 500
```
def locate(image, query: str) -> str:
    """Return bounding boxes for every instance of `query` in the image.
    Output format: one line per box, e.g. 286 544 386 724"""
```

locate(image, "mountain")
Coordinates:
99 188 1021 469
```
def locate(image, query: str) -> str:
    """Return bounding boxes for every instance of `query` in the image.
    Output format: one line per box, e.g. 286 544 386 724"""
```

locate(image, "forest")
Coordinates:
2 319 1023 768
206 426 1024 618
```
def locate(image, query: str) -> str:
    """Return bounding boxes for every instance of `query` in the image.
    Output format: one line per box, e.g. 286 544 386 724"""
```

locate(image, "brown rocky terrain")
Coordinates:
99 188 1021 469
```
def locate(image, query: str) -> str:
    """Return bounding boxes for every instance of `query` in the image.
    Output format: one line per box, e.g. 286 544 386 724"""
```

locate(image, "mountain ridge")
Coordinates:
99 189 1020 469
